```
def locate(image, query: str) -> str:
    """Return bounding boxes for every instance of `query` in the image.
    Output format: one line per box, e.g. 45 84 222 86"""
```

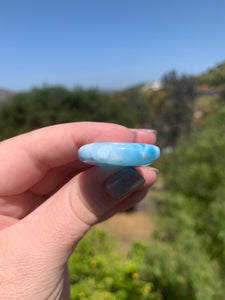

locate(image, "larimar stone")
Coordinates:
78 143 160 166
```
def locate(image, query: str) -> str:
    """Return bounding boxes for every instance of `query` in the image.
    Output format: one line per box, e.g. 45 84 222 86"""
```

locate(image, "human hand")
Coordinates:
0 122 158 300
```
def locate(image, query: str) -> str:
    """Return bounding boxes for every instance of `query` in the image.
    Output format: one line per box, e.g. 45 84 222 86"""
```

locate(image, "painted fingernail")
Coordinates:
104 167 145 199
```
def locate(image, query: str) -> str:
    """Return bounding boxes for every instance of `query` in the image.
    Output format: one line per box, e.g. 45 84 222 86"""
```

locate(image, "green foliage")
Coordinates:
137 241 223 300
118 87 150 129
118 71 196 147
0 80 196 147
70 228 223 300
0 86 135 140
195 95 217 110
162 105 225 202
197 62 225 86
69 229 158 300
150 103 225 298
146 71 196 146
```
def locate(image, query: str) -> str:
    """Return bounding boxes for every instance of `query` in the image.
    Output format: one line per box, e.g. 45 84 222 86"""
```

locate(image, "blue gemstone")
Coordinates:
78 143 160 166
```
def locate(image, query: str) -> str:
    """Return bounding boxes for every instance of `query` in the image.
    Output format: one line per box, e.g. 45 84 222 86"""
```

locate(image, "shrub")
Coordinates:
69 229 158 300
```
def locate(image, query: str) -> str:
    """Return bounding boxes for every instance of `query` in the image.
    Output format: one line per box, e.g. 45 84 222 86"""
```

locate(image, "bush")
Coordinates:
0 86 135 140
69 229 158 300
160 106 225 265
136 241 223 300
162 106 225 202
146 103 225 298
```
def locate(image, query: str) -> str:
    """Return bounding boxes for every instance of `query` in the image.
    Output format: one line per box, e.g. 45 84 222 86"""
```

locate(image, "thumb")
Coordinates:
2 166 155 264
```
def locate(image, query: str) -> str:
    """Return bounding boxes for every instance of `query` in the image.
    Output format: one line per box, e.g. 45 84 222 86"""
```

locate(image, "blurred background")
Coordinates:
1 1 225 299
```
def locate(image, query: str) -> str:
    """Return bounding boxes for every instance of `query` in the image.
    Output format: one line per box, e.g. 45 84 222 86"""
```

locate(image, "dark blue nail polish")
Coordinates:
104 167 145 199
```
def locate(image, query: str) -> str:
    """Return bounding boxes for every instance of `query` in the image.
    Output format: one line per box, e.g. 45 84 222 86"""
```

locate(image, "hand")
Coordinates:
0 122 158 300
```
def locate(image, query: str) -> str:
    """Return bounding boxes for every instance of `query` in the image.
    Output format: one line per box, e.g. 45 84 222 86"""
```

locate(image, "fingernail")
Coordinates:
129 129 138 140
139 129 157 136
149 167 159 176
130 129 157 137
104 167 145 199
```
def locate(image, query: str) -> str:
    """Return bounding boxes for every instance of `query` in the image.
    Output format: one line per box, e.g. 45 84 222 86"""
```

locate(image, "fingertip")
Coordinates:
136 166 158 188
131 129 157 144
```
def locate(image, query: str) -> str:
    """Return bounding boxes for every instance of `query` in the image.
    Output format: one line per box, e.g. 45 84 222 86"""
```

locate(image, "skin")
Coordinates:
0 122 158 300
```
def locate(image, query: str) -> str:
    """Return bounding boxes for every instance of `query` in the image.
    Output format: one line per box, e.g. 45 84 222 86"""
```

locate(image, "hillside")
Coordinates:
197 61 225 86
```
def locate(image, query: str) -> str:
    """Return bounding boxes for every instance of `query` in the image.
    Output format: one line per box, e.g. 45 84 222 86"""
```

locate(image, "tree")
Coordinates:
0 86 135 141
160 71 196 144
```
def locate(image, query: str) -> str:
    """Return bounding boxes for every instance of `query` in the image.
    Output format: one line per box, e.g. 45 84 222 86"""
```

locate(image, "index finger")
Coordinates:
0 122 156 195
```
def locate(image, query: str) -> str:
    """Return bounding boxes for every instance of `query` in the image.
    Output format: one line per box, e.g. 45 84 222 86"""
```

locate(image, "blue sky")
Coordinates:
1 0 225 91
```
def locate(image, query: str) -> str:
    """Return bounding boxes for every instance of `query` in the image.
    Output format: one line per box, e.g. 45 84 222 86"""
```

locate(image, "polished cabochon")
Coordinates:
78 143 160 166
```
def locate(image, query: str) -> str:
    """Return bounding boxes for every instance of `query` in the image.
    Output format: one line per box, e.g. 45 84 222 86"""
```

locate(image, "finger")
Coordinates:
99 167 158 221
30 162 85 196
132 129 157 144
30 127 157 197
0 215 19 230
0 192 43 219
2 166 157 268
0 122 156 196
0 166 157 221
99 188 150 222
